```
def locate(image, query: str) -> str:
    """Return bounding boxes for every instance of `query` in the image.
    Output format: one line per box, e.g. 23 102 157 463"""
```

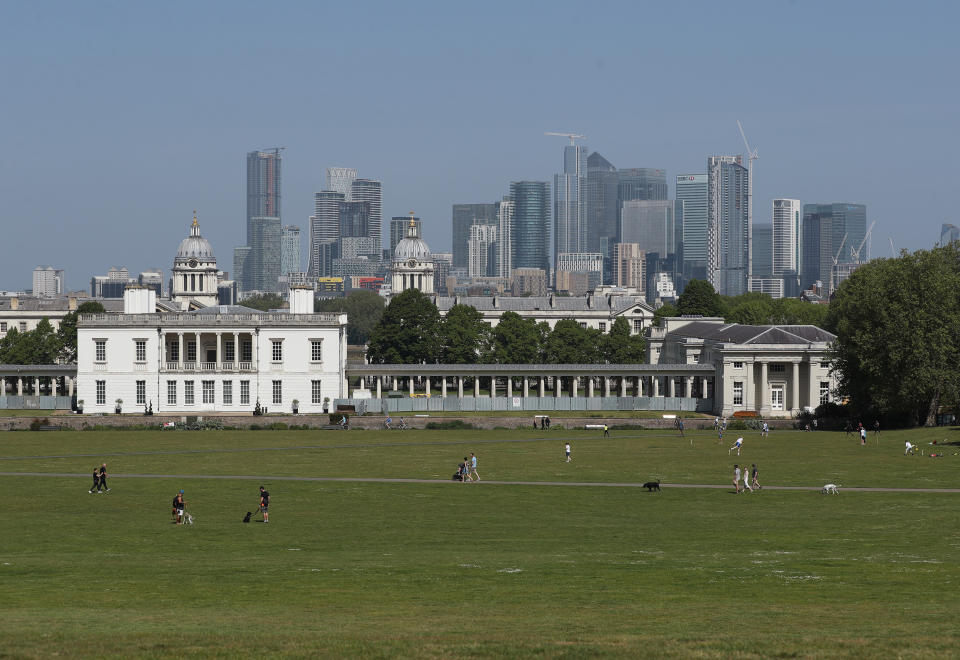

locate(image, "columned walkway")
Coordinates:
0 364 77 409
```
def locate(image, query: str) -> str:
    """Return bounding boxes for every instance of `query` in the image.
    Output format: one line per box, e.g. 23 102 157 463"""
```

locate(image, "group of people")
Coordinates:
169 485 269 525
845 420 881 444
384 416 408 430
455 453 480 482
733 463 761 493
88 463 109 493
534 416 552 430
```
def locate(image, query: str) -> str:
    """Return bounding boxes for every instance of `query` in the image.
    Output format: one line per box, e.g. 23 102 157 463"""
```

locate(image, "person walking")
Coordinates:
761 422 769 438
469 453 480 481
751 463 760 490
676 418 684 437
89 466 100 494
98 463 110 492
461 457 473 482
565 443 572 463
733 465 742 494
172 490 185 524
258 486 270 523
603 424 610 437
743 467 753 493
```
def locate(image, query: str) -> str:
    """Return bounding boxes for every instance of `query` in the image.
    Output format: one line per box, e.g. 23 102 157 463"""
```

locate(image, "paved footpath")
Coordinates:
2 472 959 493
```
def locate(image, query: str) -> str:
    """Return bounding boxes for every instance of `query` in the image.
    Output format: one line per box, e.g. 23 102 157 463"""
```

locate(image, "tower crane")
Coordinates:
850 220 876 264
544 132 587 145
737 121 759 275
889 237 897 257
829 233 848 295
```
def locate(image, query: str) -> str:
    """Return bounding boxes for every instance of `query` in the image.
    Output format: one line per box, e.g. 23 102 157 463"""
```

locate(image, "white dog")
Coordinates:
821 483 840 495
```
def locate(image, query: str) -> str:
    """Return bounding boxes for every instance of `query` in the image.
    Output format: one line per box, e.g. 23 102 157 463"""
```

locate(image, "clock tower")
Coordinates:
391 211 434 294
172 212 220 309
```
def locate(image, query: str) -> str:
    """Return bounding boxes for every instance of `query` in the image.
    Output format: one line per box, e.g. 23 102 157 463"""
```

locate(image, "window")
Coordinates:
202 380 214 404
310 340 323 362
633 320 644 334
169 342 179 362
167 380 177 406
223 381 233 405
820 381 831 405
95 340 106 362
96 380 106 405
272 380 282 405
769 363 785 373
692 353 700 362
19 322 27 332
820 362 830 368
240 380 250 405
312 380 323 404
733 361 743 369
598 322 606 332
136 380 146 405
733 381 743 406
184 381 194 405
578 322 587 329
241 340 252 362
0 322 6 332
187 341 196 362
135 339 147 362
272 340 283 362
224 340 235 362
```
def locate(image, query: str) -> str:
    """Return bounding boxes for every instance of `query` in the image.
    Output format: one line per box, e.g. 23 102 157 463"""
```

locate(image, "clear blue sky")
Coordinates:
1 0 957 291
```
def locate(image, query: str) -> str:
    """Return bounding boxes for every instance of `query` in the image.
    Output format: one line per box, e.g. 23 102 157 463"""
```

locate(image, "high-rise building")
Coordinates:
555 252 603 292
676 174 708 282
619 200 675 257
308 191 345 277
707 156 749 295
554 144 588 263
617 168 668 202
801 211 833 292
511 268 547 296
248 216 282 292
509 181 550 273
233 247 251 292
325 167 357 197
350 179 382 247
612 243 646 291
280 225 301 277
452 203 498 269
802 203 867 291
247 149 282 246
338 201 370 239
586 152 619 257
772 199 801 279
468 224 498 278
497 197 515 279
941 223 960 245
752 223 773 278
390 216 420 255
138 269 163 297
32 266 64 297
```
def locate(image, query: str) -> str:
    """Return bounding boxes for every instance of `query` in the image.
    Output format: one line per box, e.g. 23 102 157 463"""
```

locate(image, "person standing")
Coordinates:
761 422 769 438
172 490 185 524
603 424 609 437
743 467 753 493
259 486 270 523
89 466 100 494
733 465 742 494
469 453 480 481
565 443 571 462
98 463 110 492
751 463 760 490
860 425 867 446
874 420 881 437
461 457 472 482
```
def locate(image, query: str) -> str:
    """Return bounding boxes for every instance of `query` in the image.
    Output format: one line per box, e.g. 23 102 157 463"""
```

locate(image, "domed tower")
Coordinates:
172 212 220 309
391 211 434 294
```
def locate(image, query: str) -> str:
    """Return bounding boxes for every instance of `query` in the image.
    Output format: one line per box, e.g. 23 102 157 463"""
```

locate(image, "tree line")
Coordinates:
0 301 105 365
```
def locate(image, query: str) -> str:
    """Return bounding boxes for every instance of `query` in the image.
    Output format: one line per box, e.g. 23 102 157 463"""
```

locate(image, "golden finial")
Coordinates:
408 210 416 228
192 210 199 228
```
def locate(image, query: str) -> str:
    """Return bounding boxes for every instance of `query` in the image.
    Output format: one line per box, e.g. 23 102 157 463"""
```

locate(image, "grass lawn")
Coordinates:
2 427 959 658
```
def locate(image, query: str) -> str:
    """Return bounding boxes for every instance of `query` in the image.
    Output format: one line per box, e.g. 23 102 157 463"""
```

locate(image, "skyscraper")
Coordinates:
617 168 668 202
752 223 773 278
308 191 345 277
325 167 357 197
554 144 588 263
338 201 370 239
612 243 646 291
452 203 498 269
942 223 960 245
509 181 550 273
390 216 420 255
468 224 498 278
707 156 749 295
281 225 301 277
350 179 382 247
772 199 801 276
801 211 833 292
677 174 708 282
497 197 515 279
248 216 282 292
247 149 282 245
586 152 618 256
801 203 867 292
32 266 64 297
619 200 675 257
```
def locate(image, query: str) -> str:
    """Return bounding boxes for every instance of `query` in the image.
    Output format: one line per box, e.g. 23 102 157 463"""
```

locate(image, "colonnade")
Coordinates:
162 331 256 371
0 374 75 397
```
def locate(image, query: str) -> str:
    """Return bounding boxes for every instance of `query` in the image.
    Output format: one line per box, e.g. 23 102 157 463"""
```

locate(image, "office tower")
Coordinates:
612 243 646 291
707 156 749 295
619 200 675 257
802 203 867 290
325 167 357 197
941 223 960 245
308 191 345 277
233 247 251 291
138 269 163 297
247 149 282 245
468 224 498 278
554 144 588 262
248 216 282 292
432 253 453 294
772 199 801 276
497 197 515 279
390 216 420 255
511 268 547 296
586 153 618 253
339 237 380 259
311 240 337 279
676 174 708 282
752 223 773 278
281 225 301 277
509 182 550 273
351 179 382 247
338 201 370 239
452 203 498 269
32 266 64 297
617 168 668 202
555 253 603 292
801 212 833 292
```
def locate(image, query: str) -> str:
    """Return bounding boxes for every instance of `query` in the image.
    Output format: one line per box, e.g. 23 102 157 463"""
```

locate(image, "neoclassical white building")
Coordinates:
171 213 220 309
391 212 434 294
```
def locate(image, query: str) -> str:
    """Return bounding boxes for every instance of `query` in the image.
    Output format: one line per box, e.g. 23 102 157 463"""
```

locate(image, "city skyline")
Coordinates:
1 2 956 290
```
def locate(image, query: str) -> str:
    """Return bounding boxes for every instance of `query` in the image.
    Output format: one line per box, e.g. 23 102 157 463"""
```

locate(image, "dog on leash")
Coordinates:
642 480 661 492
243 511 253 523
821 483 840 495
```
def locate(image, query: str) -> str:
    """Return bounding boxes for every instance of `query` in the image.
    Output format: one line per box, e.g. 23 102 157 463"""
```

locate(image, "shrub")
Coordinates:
29 418 50 431
733 410 760 418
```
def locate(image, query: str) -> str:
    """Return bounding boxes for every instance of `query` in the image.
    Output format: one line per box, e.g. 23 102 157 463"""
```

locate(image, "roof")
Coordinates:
434 295 654 315
667 322 836 345
192 304 262 315
0 297 123 313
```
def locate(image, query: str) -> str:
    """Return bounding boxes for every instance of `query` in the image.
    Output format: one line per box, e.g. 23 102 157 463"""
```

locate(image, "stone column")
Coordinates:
687 376 694 398
523 377 529 398
474 377 480 397
792 362 800 412
233 332 240 366
425 377 431 398
555 376 561 398
0 376 5 396
251 332 258 371
588 377 594 397
760 361 769 412
393 377 399 391
506 376 512 398
539 377 545 398
653 376 660 397
441 377 447 398
34 377 39 395
68 376 74 397
458 376 464 399
376 377 382 398
809 362 818 409
17 377 23 396
409 377 415 396
604 377 610 397
178 332 184 369
620 377 627 397
215 332 222 367
490 376 496 398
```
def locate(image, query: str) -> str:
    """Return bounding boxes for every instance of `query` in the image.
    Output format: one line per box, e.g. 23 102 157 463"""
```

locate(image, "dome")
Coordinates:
393 213 431 261
175 213 216 261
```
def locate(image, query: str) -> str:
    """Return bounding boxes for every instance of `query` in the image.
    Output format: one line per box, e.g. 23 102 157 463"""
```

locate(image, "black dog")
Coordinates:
243 511 253 523
642 480 661 492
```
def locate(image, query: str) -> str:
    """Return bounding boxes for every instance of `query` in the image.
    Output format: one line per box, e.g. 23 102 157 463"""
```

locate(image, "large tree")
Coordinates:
438 304 492 363
543 319 602 364
57 301 106 362
0 318 62 365
676 279 724 317
489 312 543 364
603 316 646 364
366 289 441 363
241 294 287 311
315 290 385 345
827 244 960 426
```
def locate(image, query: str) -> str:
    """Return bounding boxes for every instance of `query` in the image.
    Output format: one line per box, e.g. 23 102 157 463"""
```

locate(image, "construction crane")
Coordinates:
889 237 897 257
737 121 759 272
850 220 877 264
544 132 587 145
829 233 848 295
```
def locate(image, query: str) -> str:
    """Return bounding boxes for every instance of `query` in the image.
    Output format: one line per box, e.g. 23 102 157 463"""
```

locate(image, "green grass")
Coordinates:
2 427 960 658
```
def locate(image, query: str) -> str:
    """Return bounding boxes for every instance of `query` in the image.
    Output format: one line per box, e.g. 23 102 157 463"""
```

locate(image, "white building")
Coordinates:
391 213 434 294
33 266 65 297
467 224 497 278
171 214 220 309
76 286 347 414
772 198 801 276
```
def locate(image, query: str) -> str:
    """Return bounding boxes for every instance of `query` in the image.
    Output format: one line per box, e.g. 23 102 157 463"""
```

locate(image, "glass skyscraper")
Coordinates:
308 191 345 277
350 179 382 248
708 156 749 296
390 216 420 255
452 203 498 269
619 200 675 257
248 216 282 292
752 223 773 278
280 225 301 277
801 203 867 292
772 199 801 277
554 145 588 264
509 181 550 273
677 174 708 283
246 149 282 246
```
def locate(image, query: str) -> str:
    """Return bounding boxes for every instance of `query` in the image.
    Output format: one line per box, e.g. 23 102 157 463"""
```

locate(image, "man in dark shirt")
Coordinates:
99 463 110 492
172 490 185 524
90 467 100 494
259 486 270 523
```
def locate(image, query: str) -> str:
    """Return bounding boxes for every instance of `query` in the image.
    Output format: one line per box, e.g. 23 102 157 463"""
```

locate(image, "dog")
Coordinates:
642 480 661 492
243 511 253 523
821 483 840 495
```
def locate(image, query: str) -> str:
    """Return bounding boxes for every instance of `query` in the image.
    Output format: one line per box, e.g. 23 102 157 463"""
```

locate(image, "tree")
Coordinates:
652 302 679 326
366 289 441 363
489 312 543 364
676 279 724 317
438 304 492 363
603 316 646 363
827 243 960 426
725 294 774 325
57 301 106 362
0 318 61 365
241 294 286 311
543 320 602 364
315 290 385 344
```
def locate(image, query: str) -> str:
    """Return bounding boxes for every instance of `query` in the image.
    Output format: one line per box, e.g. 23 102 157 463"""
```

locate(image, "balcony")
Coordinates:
162 362 255 373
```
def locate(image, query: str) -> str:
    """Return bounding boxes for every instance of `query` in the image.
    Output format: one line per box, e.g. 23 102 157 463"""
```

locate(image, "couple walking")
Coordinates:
458 453 480 482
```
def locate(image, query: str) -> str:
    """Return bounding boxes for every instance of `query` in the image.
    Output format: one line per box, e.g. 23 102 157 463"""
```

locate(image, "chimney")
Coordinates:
549 293 555 308
586 292 594 309
288 285 314 314
492 296 498 308
10 296 18 310
123 284 156 314
68 296 78 311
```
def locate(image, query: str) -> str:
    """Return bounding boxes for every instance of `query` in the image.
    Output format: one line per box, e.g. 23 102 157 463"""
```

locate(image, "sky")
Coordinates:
1 0 958 292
